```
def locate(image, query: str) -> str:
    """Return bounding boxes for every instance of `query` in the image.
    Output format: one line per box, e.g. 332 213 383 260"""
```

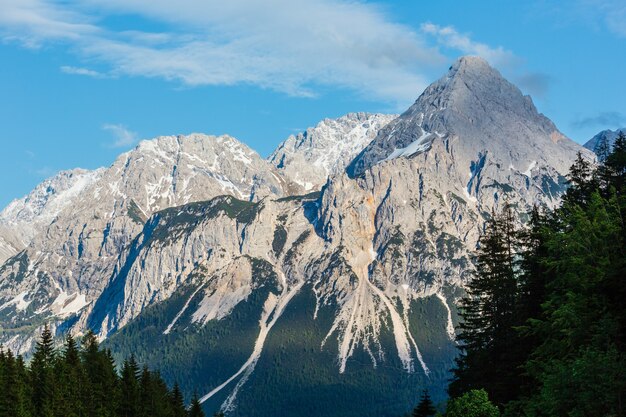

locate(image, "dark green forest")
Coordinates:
0 325 210 417
434 133 626 417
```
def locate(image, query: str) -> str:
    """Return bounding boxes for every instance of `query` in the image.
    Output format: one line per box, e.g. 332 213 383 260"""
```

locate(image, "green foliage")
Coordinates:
149 196 258 244
274 191 321 203
0 327 194 417
450 205 521 405
272 224 287 256
187 392 205 417
445 389 499 417
412 390 436 417
449 141 626 417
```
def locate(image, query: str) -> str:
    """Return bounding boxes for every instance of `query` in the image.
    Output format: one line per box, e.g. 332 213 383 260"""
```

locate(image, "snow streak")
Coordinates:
200 270 303 409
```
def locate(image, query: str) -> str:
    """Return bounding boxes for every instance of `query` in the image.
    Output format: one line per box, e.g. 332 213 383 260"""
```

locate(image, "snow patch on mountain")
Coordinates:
270 112 396 191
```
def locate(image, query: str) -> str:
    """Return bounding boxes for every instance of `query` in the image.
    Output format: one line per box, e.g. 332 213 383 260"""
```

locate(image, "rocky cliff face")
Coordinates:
0 57 592 416
0 134 289 353
0 168 103 265
269 112 396 191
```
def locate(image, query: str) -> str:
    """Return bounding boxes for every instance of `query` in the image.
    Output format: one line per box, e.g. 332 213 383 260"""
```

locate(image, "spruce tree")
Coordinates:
188 392 205 417
450 204 521 405
119 355 141 417
170 383 187 417
30 325 56 417
54 334 84 417
563 151 596 207
412 390 436 417
1 349 31 417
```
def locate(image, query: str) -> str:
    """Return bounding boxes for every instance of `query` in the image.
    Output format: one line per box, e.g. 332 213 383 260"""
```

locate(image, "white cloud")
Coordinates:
102 124 138 148
60 65 106 78
420 23 519 67
0 0 517 105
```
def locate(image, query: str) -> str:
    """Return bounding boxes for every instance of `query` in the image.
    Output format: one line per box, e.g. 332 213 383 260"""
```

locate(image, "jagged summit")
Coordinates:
347 56 585 178
0 168 103 264
269 112 396 191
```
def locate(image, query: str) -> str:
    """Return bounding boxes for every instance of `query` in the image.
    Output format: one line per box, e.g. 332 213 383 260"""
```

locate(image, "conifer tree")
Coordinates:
412 390 436 417
55 334 84 417
170 383 187 417
563 151 596 207
30 324 56 417
450 204 520 405
119 355 140 417
0 349 31 417
188 392 205 417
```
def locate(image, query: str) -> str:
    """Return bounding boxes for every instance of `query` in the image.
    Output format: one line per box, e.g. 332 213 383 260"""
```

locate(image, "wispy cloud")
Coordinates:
571 111 626 129
0 0 518 105
60 65 107 78
420 23 519 67
102 123 139 148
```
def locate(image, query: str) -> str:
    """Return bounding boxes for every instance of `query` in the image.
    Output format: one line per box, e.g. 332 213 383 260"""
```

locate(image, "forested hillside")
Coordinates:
0 325 210 417
433 133 626 417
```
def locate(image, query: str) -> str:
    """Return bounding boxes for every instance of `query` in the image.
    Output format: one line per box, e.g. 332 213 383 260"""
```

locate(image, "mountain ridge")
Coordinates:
0 56 593 416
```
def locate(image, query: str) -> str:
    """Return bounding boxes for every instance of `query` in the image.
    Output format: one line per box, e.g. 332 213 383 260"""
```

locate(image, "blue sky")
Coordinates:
0 0 625 207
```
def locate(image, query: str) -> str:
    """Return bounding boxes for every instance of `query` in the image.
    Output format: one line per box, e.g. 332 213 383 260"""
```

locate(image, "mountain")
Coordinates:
347 56 581 180
0 168 103 265
0 57 591 417
0 134 289 352
269 112 397 191
584 128 626 158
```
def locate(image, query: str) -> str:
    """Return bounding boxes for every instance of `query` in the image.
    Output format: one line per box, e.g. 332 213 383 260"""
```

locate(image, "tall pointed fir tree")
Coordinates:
412 390 436 417
30 324 57 417
188 392 206 417
119 355 141 417
170 383 187 417
449 204 521 406
54 334 85 417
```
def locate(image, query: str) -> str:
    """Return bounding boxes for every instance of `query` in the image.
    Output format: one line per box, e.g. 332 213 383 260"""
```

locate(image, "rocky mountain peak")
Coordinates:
584 128 625 158
0 168 103 264
269 112 396 191
347 56 586 178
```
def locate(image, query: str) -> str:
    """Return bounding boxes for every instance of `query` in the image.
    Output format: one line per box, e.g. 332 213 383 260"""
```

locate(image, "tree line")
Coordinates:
0 325 211 417
411 133 626 417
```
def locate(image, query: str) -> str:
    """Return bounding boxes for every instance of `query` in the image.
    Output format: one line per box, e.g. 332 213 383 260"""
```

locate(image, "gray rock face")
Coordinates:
269 113 396 191
584 128 626 158
348 56 585 179
0 134 290 352
0 168 103 265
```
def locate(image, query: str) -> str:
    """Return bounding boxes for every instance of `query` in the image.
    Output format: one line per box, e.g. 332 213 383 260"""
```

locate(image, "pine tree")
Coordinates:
119 355 141 417
412 390 436 417
81 332 119 417
450 204 521 405
563 151 596 207
596 135 612 162
53 334 84 417
604 132 626 193
0 349 31 417
170 383 187 417
30 325 56 417
188 392 205 417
